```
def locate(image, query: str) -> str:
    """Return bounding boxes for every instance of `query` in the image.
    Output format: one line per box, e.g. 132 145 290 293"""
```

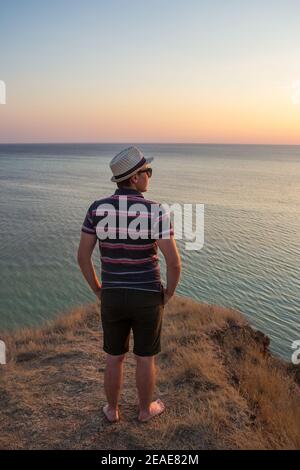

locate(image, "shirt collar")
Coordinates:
114 187 144 198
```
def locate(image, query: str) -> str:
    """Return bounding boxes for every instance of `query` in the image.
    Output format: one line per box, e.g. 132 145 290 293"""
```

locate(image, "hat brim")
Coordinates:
111 156 154 182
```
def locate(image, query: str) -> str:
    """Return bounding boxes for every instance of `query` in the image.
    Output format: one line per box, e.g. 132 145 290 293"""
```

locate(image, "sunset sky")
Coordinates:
1 0 300 144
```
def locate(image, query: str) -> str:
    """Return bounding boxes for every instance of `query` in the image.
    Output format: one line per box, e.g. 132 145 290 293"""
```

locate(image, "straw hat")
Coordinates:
110 146 154 182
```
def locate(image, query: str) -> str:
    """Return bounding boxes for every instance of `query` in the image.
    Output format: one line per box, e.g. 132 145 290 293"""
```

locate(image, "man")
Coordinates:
77 146 181 423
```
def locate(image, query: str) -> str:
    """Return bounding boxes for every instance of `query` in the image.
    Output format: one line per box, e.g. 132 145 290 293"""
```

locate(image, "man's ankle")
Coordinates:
139 404 151 413
107 404 118 411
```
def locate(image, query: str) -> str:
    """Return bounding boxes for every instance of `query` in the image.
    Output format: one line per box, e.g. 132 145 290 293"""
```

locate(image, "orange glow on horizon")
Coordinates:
1 83 300 144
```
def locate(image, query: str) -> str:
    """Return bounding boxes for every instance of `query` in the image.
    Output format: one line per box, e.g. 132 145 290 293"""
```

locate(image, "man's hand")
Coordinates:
163 288 173 305
95 287 102 301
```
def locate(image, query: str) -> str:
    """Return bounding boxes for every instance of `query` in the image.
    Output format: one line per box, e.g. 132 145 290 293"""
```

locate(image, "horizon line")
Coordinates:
1 141 300 146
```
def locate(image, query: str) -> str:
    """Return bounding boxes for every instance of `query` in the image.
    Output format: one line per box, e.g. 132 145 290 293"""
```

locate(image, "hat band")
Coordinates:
114 157 146 181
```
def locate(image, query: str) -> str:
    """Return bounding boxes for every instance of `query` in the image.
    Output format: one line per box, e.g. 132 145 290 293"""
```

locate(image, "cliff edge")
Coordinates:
0 295 299 450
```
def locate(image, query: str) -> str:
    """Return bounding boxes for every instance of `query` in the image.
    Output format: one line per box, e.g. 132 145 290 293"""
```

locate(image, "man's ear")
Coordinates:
131 174 138 183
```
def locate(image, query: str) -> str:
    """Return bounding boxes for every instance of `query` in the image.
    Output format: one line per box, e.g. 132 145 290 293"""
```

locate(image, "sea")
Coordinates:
0 143 299 361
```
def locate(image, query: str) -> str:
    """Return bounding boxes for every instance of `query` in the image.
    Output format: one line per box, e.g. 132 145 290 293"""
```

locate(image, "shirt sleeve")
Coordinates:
81 202 96 235
153 204 174 239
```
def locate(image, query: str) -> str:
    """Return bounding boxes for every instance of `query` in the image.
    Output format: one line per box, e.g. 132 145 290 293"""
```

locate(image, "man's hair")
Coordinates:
117 177 134 188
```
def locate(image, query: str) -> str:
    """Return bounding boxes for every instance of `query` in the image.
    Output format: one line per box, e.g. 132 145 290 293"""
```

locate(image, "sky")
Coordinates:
0 0 300 144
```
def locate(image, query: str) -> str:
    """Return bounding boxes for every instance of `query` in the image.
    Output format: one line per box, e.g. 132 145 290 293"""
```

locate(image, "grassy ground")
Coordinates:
0 295 299 450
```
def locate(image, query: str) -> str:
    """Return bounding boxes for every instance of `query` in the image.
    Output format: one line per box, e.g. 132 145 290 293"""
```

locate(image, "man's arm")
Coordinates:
157 237 181 303
77 232 101 297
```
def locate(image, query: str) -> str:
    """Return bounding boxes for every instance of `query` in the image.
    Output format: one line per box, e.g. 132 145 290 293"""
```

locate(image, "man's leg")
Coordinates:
103 352 126 422
135 355 165 422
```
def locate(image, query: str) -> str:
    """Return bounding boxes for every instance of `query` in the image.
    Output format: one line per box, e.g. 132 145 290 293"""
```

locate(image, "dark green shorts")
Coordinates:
100 287 165 357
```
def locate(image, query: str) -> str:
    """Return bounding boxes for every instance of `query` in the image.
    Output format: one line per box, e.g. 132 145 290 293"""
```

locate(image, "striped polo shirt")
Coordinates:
81 187 174 292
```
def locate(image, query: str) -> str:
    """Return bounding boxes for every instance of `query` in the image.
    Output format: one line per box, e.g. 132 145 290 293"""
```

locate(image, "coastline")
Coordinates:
0 295 299 450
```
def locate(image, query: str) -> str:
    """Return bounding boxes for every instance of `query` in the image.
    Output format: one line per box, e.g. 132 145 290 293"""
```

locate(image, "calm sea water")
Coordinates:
0 143 299 360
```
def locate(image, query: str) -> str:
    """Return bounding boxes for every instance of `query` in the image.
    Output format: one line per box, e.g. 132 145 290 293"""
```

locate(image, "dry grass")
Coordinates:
0 295 299 450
